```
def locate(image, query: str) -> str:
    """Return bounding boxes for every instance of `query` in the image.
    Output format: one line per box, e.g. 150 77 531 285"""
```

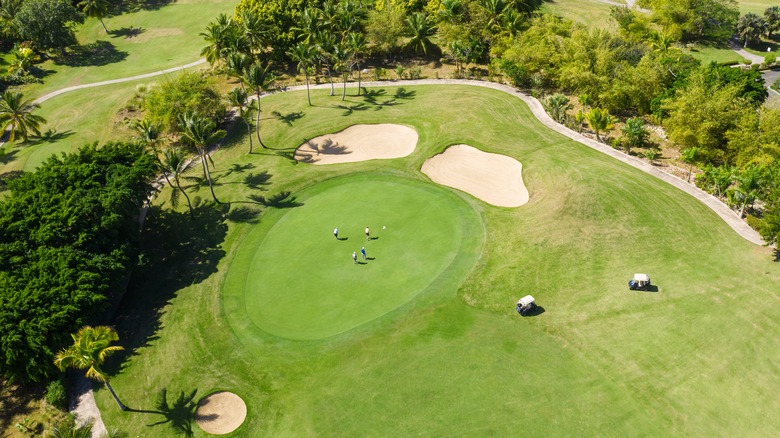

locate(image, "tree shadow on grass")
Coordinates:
109 205 228 373
249 191 302 208
0 379 42 435
109 26 145 39
56 41 128 67
30 128 74 144
144 388 200 437
271 110 305 126
111 0 174 14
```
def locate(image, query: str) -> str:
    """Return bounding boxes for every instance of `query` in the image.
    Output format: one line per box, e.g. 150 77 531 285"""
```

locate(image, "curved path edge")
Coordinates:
276 79 764 246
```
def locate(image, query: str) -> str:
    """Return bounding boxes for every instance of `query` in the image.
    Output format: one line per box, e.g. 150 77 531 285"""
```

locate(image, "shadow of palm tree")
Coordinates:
32 128 74 144
333 102 369 116
249 191 303 208
271 110 305 126
145 389 200 437
306 138 351 156
394 87 416 100
225 205 262 223
0 148 19 165
243 171 272 189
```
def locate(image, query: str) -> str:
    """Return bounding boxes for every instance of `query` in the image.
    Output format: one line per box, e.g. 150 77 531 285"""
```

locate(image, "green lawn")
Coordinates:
738 0 778 13
94 84 780 436
683 45 744 65
540 0 620 28
18 0 236 100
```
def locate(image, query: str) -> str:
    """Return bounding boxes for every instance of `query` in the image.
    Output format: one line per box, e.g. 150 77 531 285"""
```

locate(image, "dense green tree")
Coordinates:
366 2 406 55
726 108 780 167
0 0 24 41
765 6 780 38
54 326 127 410
142 72 225 133
0 142 156 383
78 0 110 33
13 0 84 56
736 13 767 48
638 0 738 43
235 0 316 61
0 90 46 143
242 62 276 147
178 111 226 204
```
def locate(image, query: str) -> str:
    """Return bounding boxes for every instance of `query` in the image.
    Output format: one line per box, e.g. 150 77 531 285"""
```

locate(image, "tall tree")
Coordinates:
200 15 233 66
12 0 84 56
78 0 110 33
0 90 46 143
765 6 780 39
54 326 128 411
227 87 257 153
347 32 367 96
681 146 701 182
242 62 276 148
332 42 353 101
287 42 316 105
178 111 226 204
159 147 196 216
736 13 767 48
585 107 615 142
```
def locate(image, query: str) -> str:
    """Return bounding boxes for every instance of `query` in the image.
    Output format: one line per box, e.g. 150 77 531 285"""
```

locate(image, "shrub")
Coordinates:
764 53 776 65
142 71 225 133
45 379 67 410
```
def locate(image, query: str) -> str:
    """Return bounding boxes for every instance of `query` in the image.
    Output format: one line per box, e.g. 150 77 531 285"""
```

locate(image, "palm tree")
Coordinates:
585 107 615 142
178 111 226 204
681 146 701 183
574 110 586 133
78 0 110 33
130 118 175 189
225 51 251 91
765 6 780 39
239 9 264 52
0 90 46 143
438 0 462 24
54 326 128 411
314 29 337 96
347 32 367 96
227 87 257 153
733 165 762 217
332 42 353 101
736 13 767 48
287 42 316 105
242 62 276 148
159 147 196 216
545 94 571 123
200 16 232 66
620 117 648 155
405 13 437 55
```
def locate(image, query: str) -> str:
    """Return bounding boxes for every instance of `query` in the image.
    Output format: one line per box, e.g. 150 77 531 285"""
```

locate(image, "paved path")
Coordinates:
278 79 765 246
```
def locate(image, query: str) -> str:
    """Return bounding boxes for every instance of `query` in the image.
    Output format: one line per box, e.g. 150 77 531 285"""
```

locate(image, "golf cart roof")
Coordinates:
633 273 649 281
518 295 535 306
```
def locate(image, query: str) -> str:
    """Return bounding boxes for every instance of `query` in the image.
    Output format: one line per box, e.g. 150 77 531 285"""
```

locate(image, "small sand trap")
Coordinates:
421 144 529 207
294 124 418 164
195 391 247 435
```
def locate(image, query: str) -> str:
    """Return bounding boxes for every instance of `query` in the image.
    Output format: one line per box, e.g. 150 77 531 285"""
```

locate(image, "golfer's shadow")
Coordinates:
337 237 349 241
357 261 368 265
366 257 376 261
368 237 379 241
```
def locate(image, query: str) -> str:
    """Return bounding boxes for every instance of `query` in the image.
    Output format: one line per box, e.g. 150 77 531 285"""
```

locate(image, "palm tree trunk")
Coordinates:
356 62 362 96
341 71 347 101
688 163 693 182
100 18 108 34
304 69 311 106
244 118 253 154
327 67 334 96
255 93 266 148
202 154 221 204
105 381 128 411
175 178 194 216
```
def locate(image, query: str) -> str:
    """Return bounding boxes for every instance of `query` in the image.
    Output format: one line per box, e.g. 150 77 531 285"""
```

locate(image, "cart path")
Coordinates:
275 79 764 246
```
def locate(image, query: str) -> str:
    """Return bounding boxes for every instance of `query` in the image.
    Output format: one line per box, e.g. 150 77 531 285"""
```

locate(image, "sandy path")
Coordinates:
294 124 418 164
422 144 529 207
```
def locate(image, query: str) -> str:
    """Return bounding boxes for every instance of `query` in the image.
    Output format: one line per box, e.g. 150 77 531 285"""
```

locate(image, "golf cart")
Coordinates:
516 295 537 316
628 273 651 291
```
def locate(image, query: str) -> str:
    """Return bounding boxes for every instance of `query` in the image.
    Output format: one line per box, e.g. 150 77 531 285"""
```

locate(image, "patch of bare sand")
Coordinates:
195 391 247 435
294 124 417 164
422 144 529 207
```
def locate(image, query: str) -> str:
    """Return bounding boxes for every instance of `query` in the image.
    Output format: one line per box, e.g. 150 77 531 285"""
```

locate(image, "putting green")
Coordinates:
224 174 483 341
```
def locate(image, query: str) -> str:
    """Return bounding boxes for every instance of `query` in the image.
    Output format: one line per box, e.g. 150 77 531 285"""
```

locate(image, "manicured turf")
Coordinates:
683 46 744 65
18 0 236 100
95 84 780 436
540 0 619 28
226 174 481 340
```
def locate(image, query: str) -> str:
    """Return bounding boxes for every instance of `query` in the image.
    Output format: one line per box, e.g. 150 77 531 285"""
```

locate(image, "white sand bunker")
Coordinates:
294 123 418 164
195 391 247 435
422 144 529 207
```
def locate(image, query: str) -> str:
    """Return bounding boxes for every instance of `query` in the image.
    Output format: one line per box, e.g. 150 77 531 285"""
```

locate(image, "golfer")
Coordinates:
334 227 339 240
352 251 357 264
365 226 370 240
361 247 367 260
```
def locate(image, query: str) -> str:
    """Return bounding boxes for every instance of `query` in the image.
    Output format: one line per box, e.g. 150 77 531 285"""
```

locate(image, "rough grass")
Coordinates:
738 0 779 14
93 84 780 436
540 0 620 28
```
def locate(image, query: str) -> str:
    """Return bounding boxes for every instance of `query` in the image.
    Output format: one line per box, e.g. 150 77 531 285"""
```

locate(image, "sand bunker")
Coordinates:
294 124 418 164
421 144 529 207
195 391 247 435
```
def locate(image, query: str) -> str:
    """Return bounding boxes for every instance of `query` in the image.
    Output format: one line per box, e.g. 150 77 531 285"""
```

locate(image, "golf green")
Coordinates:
226 174 483 341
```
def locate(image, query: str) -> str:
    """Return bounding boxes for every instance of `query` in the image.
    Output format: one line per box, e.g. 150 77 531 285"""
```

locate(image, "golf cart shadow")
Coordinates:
521 305 545 317
633 285 659 293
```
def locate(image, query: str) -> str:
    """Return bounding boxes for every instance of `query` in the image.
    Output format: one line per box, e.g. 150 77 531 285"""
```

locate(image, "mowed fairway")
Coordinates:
97 84 780 436
228 175 481 340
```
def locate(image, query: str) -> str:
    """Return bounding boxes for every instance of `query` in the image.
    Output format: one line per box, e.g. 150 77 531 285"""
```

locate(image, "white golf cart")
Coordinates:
628 273 651 290
516 295 537 316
